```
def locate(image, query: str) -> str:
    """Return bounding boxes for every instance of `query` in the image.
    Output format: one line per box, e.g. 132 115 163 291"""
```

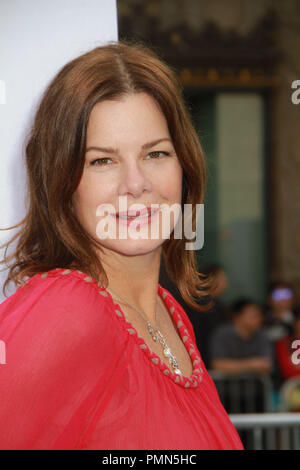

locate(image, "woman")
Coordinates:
0 40 243 450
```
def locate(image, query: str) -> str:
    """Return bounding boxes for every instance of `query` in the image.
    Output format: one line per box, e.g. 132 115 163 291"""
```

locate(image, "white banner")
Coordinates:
0 0 118 300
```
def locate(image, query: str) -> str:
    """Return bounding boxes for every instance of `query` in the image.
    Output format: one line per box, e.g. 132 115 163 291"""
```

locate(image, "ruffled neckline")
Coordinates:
100 280 203 389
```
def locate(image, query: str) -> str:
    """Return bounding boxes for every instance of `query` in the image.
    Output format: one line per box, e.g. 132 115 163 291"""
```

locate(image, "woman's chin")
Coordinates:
97 238 165 257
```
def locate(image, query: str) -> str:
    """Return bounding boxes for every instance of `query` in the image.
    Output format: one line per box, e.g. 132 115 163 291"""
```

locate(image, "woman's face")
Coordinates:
72 92 183 257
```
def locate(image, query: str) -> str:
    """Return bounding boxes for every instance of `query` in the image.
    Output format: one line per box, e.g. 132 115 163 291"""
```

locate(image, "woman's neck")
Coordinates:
99 246 162 324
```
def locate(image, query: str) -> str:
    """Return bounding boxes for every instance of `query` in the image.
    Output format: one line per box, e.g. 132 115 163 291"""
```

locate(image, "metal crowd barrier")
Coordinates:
208 370 273 413
229 413 300 450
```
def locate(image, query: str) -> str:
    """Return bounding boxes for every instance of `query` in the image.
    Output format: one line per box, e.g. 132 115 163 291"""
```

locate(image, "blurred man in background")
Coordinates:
209 299 272 414
210 298 272 374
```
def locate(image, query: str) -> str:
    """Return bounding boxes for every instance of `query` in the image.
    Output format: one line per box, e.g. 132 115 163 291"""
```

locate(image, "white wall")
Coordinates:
0 0 118 300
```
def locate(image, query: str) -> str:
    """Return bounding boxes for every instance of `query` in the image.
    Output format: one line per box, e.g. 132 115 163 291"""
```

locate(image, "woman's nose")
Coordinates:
118 160 152 197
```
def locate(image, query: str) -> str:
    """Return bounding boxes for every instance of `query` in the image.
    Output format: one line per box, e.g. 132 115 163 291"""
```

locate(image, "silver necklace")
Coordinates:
106 285 183 376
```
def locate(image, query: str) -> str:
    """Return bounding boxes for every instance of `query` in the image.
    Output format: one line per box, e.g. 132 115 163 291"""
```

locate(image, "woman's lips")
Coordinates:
116 206 154 217
111 207 160 227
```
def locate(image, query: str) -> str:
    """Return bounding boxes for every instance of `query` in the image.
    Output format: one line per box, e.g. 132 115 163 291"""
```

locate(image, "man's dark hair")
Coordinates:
230 298 262 319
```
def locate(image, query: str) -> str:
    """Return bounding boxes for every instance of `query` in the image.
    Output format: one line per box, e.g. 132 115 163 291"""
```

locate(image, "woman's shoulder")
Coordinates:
1 268 103 311
0 267 114 340
21 267 103 289
2 267 104 300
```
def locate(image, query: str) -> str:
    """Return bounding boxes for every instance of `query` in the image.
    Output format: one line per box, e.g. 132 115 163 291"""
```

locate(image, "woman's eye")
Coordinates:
90 158 112 166
147 151 170 159
90 152 170 166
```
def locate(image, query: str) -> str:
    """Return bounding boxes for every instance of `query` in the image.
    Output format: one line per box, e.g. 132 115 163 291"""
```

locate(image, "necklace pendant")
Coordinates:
141 318 183 376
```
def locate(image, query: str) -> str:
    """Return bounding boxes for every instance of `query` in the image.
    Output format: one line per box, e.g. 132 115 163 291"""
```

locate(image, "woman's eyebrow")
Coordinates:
85 138 172 154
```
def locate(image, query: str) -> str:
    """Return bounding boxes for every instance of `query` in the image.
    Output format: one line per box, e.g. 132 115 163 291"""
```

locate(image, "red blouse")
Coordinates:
0 268 243 450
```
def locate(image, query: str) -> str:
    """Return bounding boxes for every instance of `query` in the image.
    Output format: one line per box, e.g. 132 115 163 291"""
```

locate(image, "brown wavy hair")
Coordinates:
0 39 213 311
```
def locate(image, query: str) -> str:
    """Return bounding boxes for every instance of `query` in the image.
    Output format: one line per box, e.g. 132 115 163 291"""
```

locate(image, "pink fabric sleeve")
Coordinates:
0 272 127 449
